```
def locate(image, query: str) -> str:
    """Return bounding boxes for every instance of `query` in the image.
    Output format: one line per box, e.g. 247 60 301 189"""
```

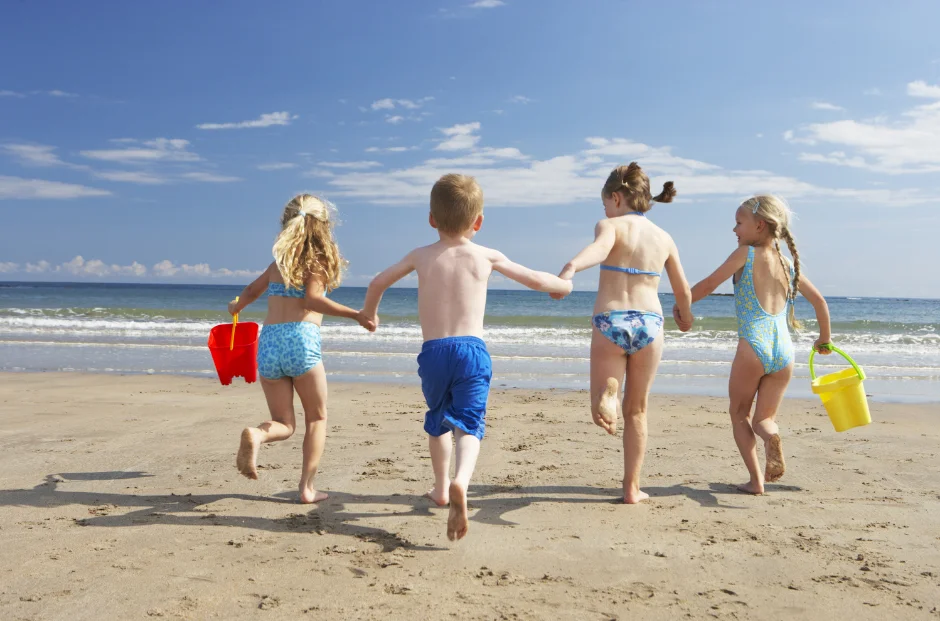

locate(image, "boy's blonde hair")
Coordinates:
430 174 484 234
602 162 676 213
272 194 347 292
742 194 802 331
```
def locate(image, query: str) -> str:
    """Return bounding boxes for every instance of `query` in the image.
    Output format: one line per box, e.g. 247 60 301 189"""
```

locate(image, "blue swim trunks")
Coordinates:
257 322 322 380
417 336 492 441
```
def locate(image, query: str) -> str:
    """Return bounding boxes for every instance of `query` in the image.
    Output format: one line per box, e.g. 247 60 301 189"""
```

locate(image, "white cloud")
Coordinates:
152 260 259 280
370 97 433 111
365 146 417 153
0 90 25 98
319 129 936 207
0 257 262 281
908 80 940 98
787 80 940 173
81 138 201 163
386 115 405 125
196 111 297 130
93 170 166 184
436 122 482 151
469 0 505 7
316 160 383 170
181 172 241 183
46 90 78 98
2 144 72 167
811 101 844 111
0 89 78 98
509 95 532 104
257 162 298 171
0 176 111 200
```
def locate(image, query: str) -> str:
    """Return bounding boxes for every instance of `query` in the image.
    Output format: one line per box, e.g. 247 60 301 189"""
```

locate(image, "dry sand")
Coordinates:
0 373 938 620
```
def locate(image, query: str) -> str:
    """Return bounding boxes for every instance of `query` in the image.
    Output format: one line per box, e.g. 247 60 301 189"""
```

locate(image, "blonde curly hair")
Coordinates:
272 194 347 292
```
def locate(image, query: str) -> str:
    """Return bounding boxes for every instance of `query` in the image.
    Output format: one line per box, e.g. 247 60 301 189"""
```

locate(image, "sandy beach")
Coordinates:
0 372 938 620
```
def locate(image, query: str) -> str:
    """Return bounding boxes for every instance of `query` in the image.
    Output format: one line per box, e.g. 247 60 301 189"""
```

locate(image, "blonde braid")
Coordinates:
780 228 802 330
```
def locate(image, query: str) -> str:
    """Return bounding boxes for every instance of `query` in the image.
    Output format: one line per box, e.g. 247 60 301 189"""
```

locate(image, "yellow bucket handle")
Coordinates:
809 344 865 381
230 296 239 351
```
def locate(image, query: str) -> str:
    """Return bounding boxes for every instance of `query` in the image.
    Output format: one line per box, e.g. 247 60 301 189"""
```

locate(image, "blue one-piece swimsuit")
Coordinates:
256 282 323 380
591 212 665 355
734 247 795 375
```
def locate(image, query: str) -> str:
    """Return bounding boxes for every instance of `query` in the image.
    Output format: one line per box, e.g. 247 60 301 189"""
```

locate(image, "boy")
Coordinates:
362 174 572 540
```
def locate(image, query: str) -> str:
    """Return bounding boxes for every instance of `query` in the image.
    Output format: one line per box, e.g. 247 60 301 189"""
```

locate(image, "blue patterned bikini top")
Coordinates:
599 212 661 278
267 282 306 298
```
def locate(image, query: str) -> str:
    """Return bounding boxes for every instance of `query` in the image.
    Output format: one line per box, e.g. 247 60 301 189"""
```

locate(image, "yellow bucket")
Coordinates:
809 345 872 432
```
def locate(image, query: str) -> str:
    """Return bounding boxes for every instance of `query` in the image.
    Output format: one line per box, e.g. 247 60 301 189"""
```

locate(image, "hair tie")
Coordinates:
751 199 760 214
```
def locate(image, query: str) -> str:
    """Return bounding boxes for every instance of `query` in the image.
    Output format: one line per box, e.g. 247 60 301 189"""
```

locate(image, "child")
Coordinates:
362 173 572 540
228 194 375 503
684 195 831 494
557 162 694 504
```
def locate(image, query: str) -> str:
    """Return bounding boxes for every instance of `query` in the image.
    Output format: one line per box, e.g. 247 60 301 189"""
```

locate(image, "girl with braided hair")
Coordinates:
686 195 832 495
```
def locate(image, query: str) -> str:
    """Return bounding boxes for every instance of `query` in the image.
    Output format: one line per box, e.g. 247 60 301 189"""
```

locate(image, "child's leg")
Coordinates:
752 364 793 483
447 429 480 541
237 376 297 479
426 432 453 506
293 363 329 504
621 335 664 504
728 340 765 494
590 330 628 435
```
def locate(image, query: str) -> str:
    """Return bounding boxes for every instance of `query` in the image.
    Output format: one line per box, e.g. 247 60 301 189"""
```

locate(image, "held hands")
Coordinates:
550 264 577 300
356 310 377 332
813 339 832 355
672 304 693 332
550 278 574 301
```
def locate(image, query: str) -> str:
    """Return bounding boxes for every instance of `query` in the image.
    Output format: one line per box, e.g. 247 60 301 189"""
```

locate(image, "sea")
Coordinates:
1 282 938 403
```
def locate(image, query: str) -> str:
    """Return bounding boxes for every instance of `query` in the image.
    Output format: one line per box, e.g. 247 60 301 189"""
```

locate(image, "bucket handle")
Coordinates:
809 344 865 381
230 296 239 350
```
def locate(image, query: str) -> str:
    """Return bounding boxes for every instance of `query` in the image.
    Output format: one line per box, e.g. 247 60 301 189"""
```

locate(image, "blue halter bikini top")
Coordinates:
267 282 306 298
598 212 661 278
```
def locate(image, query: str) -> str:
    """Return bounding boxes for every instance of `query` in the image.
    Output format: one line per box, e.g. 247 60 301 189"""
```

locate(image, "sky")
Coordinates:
1 0 939 298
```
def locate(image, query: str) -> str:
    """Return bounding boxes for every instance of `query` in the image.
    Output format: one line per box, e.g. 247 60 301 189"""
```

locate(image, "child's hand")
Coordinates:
813 339 832 354
357 310 377 332
227 299 240 316
558 263 576 281
672 304 693 332
549 278 573 300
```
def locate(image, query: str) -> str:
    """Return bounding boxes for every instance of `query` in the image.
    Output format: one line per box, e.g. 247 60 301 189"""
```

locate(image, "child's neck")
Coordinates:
438 231 473 244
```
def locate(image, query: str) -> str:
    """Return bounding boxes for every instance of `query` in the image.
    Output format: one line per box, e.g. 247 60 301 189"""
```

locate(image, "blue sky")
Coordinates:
1 0 939 297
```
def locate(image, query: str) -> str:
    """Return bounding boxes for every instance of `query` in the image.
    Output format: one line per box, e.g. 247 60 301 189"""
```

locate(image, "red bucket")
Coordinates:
208 322 260 385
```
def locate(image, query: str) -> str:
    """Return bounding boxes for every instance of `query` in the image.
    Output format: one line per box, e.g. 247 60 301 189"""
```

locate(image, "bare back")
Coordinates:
413 240 494 341
263 263 326 326
594 216 673 315
735 246 791 315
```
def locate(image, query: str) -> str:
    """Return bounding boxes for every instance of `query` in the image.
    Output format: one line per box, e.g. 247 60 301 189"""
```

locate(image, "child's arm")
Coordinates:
664 239 693 332
558 220 616 279
797 274 832 353
362 251 417 325
491 251 574 296
228 264 274 315
689 246 750 303
304 275 376 331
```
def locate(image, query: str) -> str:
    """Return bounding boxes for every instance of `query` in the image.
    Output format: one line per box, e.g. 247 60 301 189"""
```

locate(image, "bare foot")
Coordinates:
299 486 328 504
736 481 764 495
623 490 650 504
236 428 262 480
424 487 449 507
597 377 619 435
447 482 469 541
764 434 786 482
